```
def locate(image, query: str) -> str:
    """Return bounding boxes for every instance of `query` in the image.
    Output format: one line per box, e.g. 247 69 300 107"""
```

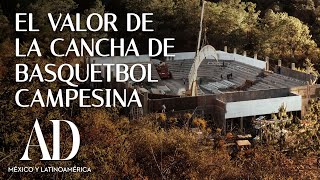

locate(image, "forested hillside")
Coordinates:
1 0 320 69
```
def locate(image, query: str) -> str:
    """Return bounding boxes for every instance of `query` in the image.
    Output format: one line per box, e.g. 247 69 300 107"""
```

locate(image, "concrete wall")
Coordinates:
225 95 302 119
148 93 180 99
275 65 315 82
217 88 292 102
148 95 218 112
172 52 196 60
147 95 226 130
290 85 320 116
212 99 227 132
145 86 318 130
144 84 320 131
217 51 266 69
170 51 266 69
89 56 152 80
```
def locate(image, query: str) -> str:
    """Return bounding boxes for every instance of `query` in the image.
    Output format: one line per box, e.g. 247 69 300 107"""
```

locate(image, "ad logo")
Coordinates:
20 119 80 161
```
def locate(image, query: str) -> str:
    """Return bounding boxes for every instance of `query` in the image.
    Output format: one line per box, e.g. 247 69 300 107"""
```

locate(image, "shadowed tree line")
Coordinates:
0 0 320 68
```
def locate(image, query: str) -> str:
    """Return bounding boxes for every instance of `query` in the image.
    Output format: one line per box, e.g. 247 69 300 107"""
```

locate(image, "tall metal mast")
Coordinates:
188 0 206 96
196 0 206 56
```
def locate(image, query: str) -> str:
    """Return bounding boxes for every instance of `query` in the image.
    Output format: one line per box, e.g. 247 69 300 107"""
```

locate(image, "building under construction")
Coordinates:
89 1 319 134
90 46 320 134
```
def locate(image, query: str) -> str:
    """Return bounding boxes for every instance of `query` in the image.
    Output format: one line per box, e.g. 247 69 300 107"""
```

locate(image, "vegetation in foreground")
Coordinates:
1 0 320 179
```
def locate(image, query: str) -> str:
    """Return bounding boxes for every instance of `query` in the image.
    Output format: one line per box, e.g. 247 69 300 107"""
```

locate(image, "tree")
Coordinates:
259 10 319 66
192 117 207 129
21 0 78 56
295 58 319 83
206 0 260 51
124 0 200 52
0 6 14 59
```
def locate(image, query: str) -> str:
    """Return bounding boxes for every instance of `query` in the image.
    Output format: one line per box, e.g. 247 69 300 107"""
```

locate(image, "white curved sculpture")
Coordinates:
188 45 218 96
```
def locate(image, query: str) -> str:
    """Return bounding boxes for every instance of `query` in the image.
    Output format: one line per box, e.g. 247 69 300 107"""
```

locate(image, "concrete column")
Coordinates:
291 63 295 70
84 58 89 85
143 92 149 115
233 48 237 54
243 51 247 57
240 117 244 133
278 60 282 67
224 46 228 52
86 57 90 64
88 60 94 87
103 66 107 87
265 56 269 71
86 57 90 85
111 71 114 82
254 53 258 60
92 60 96 88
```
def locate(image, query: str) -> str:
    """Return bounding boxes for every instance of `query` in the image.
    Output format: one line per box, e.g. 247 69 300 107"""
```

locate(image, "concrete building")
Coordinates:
90 46 320 133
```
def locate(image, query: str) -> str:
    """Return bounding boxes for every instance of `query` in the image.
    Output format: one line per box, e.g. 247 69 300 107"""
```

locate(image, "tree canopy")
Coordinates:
2 0 319 67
